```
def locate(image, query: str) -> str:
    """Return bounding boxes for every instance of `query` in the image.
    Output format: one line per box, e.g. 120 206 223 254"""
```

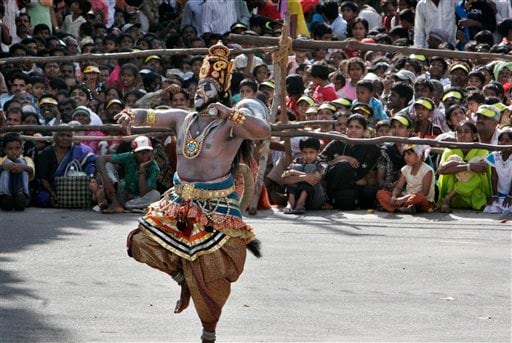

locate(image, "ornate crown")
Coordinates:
199 41 235 93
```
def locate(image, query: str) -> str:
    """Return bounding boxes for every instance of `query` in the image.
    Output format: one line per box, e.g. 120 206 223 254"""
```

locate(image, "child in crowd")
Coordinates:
375 120 391 137
483 129 512 214
353 79 388 123
376 144 435 214
310 63 337 103
282 138 327 214
338 57 365 100
0 133 34 211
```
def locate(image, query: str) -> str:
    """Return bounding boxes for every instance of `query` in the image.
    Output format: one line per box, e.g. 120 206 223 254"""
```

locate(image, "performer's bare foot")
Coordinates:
102 204 125 213
174 283 190 313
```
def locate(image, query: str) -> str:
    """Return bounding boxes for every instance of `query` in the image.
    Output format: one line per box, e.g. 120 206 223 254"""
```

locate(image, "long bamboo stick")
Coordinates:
1 124 173 134
0 47 279 66
229 34 512 62
272 130 512 151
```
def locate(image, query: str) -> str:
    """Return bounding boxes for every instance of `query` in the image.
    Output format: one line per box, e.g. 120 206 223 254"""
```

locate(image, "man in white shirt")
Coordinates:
414 0 456 48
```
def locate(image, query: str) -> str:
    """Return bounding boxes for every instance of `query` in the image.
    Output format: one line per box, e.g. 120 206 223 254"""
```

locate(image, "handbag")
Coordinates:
55 154 93 208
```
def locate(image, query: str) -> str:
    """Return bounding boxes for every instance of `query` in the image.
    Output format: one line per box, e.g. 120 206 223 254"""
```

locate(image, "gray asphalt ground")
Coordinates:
1 208 511 342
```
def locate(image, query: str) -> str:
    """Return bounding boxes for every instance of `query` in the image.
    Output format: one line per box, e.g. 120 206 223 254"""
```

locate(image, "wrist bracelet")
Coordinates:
228 109 246 126
146 109 156 125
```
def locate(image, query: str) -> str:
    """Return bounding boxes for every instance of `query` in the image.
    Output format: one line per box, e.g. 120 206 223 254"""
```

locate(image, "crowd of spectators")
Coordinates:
0 0 511 215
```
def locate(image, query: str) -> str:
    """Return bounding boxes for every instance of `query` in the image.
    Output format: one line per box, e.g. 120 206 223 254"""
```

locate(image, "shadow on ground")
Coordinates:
0 208 137 343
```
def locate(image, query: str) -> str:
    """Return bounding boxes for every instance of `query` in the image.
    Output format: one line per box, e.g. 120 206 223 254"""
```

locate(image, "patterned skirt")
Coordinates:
138 173 255 261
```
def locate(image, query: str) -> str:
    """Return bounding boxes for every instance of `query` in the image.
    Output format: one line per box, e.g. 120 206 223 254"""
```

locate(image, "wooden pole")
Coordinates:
229 34 512 62
0 47 279 66
248 14 293 215
272 130 512 151
0 124 174 134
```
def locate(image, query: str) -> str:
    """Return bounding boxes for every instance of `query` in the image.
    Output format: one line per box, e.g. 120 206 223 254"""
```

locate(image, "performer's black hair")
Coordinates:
218 90 255 175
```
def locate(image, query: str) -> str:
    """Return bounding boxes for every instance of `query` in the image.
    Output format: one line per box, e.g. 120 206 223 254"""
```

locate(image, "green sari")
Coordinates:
437 148 492 210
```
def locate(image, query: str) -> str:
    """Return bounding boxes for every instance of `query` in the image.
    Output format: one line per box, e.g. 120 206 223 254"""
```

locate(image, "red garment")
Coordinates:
313 84 337 103
106 64 122 90
286 96 298 117
260 1 281 20
91 0 109 24
301 0 320 13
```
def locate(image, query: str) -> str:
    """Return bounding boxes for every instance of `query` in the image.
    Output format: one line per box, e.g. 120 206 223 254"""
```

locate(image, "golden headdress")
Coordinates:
199 40 235 93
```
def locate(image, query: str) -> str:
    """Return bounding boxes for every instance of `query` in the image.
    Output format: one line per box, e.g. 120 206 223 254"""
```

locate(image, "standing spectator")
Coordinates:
413 0 456 49
202 0 238 35
319 1 347 40
181 0 204 35
62 0 90 39
458 0 497 41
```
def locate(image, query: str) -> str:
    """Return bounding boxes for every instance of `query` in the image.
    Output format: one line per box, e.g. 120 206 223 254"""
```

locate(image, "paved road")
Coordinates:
1 208 511 342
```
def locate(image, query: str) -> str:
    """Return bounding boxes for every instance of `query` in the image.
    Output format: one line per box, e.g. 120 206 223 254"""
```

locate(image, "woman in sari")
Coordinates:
437 120 492 212
35 125 96 207
320 114 381 210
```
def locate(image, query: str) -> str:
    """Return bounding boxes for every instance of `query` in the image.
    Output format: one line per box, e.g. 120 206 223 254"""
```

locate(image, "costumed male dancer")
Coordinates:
115 41 271 342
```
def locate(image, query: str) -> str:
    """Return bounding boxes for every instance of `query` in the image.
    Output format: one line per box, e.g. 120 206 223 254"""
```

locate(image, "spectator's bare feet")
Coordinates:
283 206 294 214
89 179 99 202
440 199 452 213
102 204 125 213
174 283 190 313
321 202 333 210
95 189 108 210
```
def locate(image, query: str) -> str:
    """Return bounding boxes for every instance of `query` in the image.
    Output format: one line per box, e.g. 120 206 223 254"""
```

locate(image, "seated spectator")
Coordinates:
377 144 435 214
35 125 96 208
377 114 413 192
282 138 327 214
436 104 469 142
483 129 512 214
320 114 381 210
413 97 441 138
94 136 160 213
0 133 34 211
71 106 108 155
437 120 492 213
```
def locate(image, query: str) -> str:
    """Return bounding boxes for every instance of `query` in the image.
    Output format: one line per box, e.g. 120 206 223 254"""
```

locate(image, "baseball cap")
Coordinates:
449 63 469 74
144 55 161 64
390 114 412 128
259 81 275 89
442 90 463 102
297 95 315 106
318 103 336 112
475 105 500 121
403 144 427 158
39 96 58 106
131 136 153 152
351 103 373 117
22 104 37 114
331 98 352 108
122 23 141 33
72 106 91 118
83 65 100 74
394 69 416 83
413 97 435 111
105 99 125 110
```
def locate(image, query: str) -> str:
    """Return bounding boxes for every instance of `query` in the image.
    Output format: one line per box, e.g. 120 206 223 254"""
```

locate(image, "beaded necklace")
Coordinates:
182 112 221 159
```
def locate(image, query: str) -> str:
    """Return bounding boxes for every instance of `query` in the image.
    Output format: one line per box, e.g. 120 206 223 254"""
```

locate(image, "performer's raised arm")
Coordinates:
114 107 188 133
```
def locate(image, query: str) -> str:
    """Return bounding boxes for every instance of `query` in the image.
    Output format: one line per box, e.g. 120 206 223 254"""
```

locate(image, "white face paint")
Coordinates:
194 79 220 110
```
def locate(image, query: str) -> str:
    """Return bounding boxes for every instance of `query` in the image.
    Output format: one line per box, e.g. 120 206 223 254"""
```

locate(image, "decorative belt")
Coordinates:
174 183 236 201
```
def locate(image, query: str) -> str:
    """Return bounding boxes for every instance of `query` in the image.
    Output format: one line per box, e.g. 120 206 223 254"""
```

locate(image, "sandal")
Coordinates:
291 207 306 214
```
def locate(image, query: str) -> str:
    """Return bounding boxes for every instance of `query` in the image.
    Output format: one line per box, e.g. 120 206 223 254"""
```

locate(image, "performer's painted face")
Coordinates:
194 79 219 111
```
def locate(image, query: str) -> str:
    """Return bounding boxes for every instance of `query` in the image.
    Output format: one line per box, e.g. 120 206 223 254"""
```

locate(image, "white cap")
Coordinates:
131 136 153 152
